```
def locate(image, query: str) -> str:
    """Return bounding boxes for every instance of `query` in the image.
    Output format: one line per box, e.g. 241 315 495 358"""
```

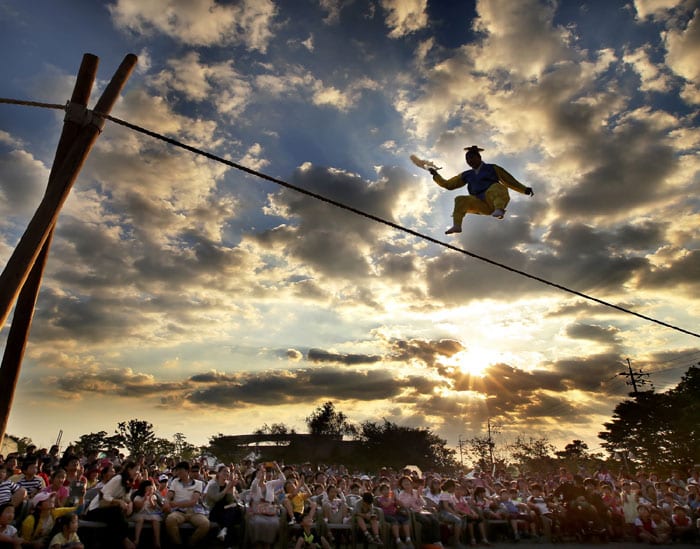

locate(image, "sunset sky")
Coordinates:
1 0 699 460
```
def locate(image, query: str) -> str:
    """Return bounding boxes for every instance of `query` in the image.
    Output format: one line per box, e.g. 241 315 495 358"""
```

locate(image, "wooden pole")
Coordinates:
0 54 99 448
0 53 137 445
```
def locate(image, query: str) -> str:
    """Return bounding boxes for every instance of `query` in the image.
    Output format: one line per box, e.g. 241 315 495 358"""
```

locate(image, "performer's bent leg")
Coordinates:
446 195 493 233
485 184 510 213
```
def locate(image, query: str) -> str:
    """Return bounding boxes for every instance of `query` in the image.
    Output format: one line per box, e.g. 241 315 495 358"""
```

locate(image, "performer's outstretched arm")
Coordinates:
430 170 465 191
494 165 533 195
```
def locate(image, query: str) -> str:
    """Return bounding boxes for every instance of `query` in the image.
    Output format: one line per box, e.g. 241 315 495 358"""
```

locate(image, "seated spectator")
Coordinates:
493 489 531 541
164 461 210 547
396 475 441 547
84 467 100 490
21 492 76 549
600 482 624 539
42 469 70 508
0 466 26 509
345 482 362 510
131 479 163 549
437 479 468 546
11 459 45 500
650 508 671 544
282 477 314 524
0 502 24 548
3 456 20 477
47 512 83 549
293 508 331 549
634 504 660 544
205 465 244 548
157 473 170 498
354 492 382 545
422 477 442 516
375 482 412 548
454 483 488 546
671 505 696 542
85 460 138 549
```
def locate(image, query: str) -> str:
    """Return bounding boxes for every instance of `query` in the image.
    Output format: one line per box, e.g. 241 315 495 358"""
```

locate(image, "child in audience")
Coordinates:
0 503 25 548
48 513 83 549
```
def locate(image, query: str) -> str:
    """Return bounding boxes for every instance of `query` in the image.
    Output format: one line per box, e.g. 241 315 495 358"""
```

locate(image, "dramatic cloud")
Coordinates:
109 0 278 52
381 0 428 38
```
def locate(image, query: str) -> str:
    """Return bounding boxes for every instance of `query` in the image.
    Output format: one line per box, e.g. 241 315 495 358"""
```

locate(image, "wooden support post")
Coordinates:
0 53 99 448
0 53 137 446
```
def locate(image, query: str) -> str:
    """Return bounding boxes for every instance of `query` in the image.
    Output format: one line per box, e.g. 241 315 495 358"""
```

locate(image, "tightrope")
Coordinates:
2 97 698 339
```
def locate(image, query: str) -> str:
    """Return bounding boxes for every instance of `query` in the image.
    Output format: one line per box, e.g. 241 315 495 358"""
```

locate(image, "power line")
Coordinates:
2 97 699 339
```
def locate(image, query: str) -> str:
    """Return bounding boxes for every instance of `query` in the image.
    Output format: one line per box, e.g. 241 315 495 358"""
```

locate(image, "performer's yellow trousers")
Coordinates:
452 184 510 225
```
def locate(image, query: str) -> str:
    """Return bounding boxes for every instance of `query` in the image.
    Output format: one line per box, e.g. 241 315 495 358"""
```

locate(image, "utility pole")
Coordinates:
618 358 652 395
487 418 495 474
457 436 465 467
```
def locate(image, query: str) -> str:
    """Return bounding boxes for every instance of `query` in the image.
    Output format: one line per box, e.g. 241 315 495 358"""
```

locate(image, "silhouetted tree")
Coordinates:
73 431 124 455
358 419 457 471
507 436 556 474
117 419 156 456
599 365 700 471
306 402 357 439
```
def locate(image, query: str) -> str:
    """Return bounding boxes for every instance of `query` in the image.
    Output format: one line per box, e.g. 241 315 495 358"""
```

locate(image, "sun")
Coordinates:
451 349 495 377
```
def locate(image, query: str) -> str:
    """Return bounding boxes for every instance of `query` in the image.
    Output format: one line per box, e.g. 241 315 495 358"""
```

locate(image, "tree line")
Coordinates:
8 365 698 475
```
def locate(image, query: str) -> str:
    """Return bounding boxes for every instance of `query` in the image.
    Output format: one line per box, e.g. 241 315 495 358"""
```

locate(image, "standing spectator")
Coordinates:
248 463 286 549
164 461 210 547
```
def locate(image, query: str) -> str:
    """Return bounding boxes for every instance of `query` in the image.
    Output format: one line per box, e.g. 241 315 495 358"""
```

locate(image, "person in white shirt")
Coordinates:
164 461 210 547
84 461 139 549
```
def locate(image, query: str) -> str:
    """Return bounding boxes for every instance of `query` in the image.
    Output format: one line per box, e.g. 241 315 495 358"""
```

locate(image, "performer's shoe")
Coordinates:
445 225 462 234
491 208 505 219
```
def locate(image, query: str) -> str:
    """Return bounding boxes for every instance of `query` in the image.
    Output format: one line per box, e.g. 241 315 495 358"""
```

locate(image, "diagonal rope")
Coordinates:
2 97 699 339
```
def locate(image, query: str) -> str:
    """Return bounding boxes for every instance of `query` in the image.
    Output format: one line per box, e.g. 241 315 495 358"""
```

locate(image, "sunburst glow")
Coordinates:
450 349 500 378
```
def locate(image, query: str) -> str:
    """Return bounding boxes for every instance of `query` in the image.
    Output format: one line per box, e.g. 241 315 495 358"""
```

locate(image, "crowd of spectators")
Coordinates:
0 443 699 548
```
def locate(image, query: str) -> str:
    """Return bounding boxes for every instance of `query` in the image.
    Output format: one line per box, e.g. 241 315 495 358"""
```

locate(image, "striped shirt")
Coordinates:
15 475 45 497
0 479 21 505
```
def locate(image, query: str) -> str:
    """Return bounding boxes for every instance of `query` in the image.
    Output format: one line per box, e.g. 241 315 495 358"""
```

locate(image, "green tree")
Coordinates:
73 431 124 455
358 419 457 471
150 437 176 458
599 365 700 471
306 402 357 439
253 423 297 445
172 433 198 460
507 436 556 474
117 419 156 456
464 436 495 471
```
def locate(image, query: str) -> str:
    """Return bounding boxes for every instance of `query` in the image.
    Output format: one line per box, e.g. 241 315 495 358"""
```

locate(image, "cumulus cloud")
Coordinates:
148 51 253 118
381 0 428 38
0 149 49 218
255 163 416 282
254 66 378 112
109 0 278 52
664 6 700 84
